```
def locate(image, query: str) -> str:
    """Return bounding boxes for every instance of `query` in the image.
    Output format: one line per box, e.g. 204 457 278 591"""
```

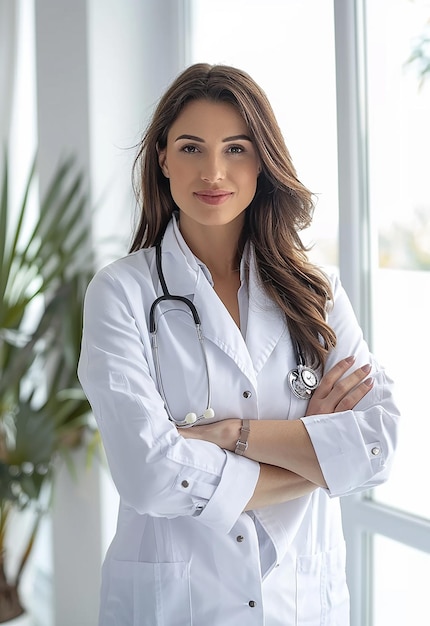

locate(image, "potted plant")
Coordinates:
0 157 96 623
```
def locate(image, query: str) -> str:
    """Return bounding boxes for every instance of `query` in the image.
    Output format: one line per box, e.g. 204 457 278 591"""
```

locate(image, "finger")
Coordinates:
313 356 356 398
334 377 374 413
305 362 372 417
328 363 372 405
333 363 371 398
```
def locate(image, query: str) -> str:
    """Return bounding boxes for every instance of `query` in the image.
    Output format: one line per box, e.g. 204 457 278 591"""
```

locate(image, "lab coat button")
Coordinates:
371 447 381 456
248 600 256 607
181 480 189 488
236 535 244 542
194 504 204 516
243 390 252 398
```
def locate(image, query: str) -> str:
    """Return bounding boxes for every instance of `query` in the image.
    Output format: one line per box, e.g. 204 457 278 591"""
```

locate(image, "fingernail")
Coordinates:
345 356 355 364
364 377 374 387
361 363 371 374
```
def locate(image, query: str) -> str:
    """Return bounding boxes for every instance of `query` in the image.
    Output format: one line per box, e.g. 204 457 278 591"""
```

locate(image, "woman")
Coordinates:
78 63 399 625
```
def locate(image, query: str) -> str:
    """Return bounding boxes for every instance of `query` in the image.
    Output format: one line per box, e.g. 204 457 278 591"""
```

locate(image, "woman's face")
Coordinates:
158 99 261 234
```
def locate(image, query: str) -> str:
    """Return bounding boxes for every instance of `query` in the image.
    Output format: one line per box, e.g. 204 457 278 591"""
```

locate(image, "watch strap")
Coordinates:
234 419 251 455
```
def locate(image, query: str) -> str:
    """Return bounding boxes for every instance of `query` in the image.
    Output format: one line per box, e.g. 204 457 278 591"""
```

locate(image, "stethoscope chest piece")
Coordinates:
288 365 319 400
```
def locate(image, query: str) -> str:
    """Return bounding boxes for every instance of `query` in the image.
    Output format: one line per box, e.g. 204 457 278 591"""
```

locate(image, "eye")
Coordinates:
227 145 245 154
181 145 200 154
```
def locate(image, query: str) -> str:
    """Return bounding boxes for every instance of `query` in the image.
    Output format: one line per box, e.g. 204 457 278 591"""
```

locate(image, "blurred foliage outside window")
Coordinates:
378 10 430 271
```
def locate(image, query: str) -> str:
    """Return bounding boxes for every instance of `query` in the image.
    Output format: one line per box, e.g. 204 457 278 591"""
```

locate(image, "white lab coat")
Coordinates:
78 216 399 626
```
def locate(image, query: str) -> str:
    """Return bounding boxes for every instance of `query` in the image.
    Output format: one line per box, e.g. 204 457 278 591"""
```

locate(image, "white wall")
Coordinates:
87 0 188 268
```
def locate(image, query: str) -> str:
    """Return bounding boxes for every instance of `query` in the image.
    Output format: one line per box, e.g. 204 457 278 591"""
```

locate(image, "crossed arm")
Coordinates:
180 357 374 509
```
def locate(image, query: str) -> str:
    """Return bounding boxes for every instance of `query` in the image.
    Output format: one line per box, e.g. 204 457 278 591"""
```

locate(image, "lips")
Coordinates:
193 190 233 206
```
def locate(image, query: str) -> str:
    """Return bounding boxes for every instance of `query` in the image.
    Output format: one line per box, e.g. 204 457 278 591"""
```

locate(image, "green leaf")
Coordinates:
0 154 96 510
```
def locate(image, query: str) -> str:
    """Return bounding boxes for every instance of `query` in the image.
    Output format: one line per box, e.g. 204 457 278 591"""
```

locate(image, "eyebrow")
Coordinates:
174 134 252 143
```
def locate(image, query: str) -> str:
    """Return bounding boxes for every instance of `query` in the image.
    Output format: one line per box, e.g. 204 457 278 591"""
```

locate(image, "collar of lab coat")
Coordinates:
160 217 287 377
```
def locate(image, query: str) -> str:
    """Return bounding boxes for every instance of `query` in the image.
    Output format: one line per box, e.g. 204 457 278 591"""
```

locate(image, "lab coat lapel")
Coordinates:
192 271 257 383
191 247 287 380
245 249 287 375
160 219 286 380
159 220 200 297
160 219 256 382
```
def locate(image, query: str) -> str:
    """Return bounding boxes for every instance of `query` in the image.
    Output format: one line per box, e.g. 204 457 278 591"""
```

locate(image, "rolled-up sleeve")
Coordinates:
78 268 260 534
301 275 400 497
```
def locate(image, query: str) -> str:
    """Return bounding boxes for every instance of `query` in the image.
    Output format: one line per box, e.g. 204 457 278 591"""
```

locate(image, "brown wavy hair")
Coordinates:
131 63 336 368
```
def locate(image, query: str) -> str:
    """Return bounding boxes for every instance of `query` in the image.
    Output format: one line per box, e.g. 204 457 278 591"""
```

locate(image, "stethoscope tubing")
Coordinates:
150 239 320 423
150 244 213 426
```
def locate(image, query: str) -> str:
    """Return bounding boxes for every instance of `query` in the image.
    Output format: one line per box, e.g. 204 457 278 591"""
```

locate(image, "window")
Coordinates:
189 1 430 623
365 2 430 622
367 0 430 521
336 0 430 623
373 535 430 624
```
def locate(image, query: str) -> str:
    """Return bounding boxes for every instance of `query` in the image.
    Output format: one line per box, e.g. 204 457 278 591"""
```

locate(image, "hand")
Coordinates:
178 419 240 451
305 356 373 417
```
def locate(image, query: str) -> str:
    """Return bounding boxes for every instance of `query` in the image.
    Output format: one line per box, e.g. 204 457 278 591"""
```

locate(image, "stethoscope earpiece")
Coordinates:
183 407 215 427
185 412 198 425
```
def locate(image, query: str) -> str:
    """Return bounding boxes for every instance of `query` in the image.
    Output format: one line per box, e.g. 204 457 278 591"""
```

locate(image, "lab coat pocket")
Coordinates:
105 559 192 626
296 543 349 625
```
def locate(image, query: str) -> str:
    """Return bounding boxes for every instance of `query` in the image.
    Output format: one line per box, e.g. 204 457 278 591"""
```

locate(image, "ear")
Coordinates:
157 147 169 178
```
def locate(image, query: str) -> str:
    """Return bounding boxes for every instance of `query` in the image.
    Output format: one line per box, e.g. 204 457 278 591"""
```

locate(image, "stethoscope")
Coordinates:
287 349 320 400
150 242 320 427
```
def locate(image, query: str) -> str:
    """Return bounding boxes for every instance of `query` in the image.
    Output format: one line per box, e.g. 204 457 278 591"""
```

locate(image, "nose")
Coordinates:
200 153 225 183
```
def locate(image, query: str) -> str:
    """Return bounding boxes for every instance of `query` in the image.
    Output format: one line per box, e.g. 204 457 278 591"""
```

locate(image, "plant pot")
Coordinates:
0 614 32 626
0 593 26 624
0 551 25 624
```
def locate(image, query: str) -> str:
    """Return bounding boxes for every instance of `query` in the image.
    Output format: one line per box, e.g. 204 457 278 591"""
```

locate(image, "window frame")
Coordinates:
334 1 430 624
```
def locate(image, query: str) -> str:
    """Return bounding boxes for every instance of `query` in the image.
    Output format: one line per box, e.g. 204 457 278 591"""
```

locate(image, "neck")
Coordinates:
178 217 244 278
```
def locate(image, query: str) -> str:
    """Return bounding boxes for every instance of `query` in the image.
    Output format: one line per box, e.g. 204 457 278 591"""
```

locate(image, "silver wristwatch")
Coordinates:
234 419 251 455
